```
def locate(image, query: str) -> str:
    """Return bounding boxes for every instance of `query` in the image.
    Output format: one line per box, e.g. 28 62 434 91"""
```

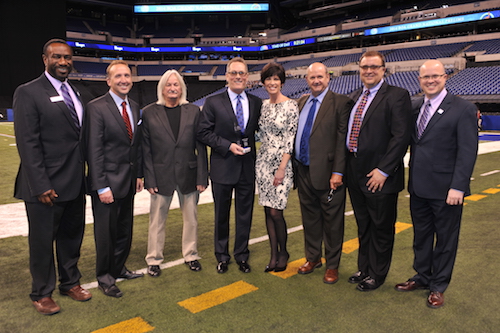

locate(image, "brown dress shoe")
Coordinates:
32 297 60 315
394 280 428 292
298 261 322 275
427 291 444 308
323 269 339 284
60 285 92 301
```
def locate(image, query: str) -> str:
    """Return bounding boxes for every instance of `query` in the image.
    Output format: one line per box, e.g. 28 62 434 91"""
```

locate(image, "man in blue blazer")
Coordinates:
86 60 144 298
14 39 91 315
197 57 262 273
395 60 478 309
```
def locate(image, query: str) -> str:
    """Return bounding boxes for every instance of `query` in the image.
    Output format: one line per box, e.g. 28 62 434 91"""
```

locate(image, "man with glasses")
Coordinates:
197 57 262 273
346 51 412 291
395 60 477 309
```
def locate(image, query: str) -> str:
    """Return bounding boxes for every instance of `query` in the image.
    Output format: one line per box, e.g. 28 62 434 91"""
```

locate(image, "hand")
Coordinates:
366 168 388 193
197 185 207 193
147 187 158 195
37 189 58 206
99 190 114 204
136 178 144 192
329 174 343 190
446 189 464 205
273 168 285 186
229 143 245 156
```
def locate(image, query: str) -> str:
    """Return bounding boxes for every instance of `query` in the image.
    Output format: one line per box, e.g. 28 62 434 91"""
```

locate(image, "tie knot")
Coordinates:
237 95 242 100
121 101 127 107
312 98 318 104
364 90 370 96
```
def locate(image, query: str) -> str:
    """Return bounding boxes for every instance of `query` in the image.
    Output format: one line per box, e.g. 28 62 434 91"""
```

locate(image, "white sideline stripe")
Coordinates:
481 170 500 176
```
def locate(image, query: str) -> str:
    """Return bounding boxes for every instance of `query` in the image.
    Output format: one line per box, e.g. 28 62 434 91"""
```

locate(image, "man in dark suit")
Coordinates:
294 62 352 284
395 60 477 309
86 60 144 298
13 39 91 315
197 57 262 273
142 69 208 277
346 51 411 292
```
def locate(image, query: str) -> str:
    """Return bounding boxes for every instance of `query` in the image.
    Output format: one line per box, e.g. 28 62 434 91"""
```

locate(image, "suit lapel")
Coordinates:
41 76 80 134
177 105 190 141
311 90 333 135
420 93 452 139
105 93 130 140
360 81 387 130
154 104 176 141
222 91 238 128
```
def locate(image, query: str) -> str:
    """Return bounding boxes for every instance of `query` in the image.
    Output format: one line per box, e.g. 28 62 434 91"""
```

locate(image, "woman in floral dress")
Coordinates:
255 63 299 272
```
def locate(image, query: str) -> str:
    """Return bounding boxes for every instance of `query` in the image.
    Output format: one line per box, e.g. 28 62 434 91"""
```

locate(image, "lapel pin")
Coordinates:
437 109 444 114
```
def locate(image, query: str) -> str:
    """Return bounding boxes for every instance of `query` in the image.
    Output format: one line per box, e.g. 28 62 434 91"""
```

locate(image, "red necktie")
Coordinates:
348 90 370 152
121 101 133 141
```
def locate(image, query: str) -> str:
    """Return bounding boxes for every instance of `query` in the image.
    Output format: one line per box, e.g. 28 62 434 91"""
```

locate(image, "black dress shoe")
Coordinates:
348 271 368 284
217 261 228 274
356 277 383 291
118 270 144 279
147 265 161 277
237 261 251 273
264 265 275 272
185 260 202 271
99 284 123 298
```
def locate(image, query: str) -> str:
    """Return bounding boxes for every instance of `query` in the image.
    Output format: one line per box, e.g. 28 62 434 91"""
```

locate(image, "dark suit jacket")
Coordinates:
197 90 262 184
296 90 352 190
408 93 478 199
14 74 85 202
86 92 142 198
348 82 412 194
142 102 208 196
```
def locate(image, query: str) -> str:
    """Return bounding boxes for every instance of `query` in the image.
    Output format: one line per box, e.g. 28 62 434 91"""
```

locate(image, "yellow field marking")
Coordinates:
482 188 500 194
395 222 413 233
465 194 488 201
342 238 360 254
178 280 258 313
92 317 154 333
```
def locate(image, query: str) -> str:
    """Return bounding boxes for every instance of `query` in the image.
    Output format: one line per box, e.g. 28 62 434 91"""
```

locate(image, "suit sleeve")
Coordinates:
332 96 353 175
197 96 232 156
13 85 52 196
141 107 156 189
195 107 209 187
86 101 109 191
377 88 412 176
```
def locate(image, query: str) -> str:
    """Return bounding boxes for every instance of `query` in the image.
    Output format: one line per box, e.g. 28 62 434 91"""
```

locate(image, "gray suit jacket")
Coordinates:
86 92 142 199
14 74 85 202
142 102 208 196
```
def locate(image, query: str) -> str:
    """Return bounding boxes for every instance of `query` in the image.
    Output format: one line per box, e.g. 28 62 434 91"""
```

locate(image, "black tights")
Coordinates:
264 206 289 268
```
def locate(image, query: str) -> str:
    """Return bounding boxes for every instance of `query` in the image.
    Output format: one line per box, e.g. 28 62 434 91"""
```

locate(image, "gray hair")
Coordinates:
156 69 188 106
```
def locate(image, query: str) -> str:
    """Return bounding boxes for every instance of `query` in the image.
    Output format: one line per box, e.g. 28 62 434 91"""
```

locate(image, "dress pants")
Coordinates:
92 187 134 288
25 192 85 301
295 162 345 270
211 174 254 263
410 193 463 293
347 154 398 282
146 188 201 265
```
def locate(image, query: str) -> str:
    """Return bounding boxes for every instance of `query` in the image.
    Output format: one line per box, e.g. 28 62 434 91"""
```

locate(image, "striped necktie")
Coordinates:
417 101 431 139
348 89 370 152
60 83 80 130
121 101 133 141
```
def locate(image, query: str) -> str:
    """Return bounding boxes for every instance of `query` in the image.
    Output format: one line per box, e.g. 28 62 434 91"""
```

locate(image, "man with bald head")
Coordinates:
294 62 352 284
395 60 478 309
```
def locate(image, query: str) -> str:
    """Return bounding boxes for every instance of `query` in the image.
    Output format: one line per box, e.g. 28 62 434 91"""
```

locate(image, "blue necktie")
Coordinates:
60 83 80 130
236 95 245 134
299 98 318 165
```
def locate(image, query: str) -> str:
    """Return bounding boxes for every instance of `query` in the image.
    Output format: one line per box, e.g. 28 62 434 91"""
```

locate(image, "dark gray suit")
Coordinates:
86 92 142 288
14 73 86 301
408 93 477 293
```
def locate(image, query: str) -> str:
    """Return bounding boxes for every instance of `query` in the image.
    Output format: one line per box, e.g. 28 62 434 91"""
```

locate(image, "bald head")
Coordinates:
419 60 447 99
306 62 330 97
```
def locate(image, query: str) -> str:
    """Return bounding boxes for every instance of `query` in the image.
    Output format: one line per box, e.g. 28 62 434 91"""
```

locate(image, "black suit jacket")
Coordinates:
86 92 142 198
348 82 412 194
142 102 208 195
197 90 262 184
296 90 352 190
408 93 478 199
14 74 85 202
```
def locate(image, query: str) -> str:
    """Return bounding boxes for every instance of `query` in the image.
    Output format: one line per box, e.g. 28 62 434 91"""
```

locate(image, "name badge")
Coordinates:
50 95 64 102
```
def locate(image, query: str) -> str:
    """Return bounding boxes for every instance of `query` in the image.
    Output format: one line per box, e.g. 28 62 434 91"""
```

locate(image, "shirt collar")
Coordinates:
44 71 68 90
109 90 129 107
363 78 384 96
227 88 247 101
308 87 328 105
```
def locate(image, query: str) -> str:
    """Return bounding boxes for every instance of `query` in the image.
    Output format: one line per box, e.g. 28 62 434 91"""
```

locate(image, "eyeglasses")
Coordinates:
419 74 445 81
227 71 248 77
359 65 384 71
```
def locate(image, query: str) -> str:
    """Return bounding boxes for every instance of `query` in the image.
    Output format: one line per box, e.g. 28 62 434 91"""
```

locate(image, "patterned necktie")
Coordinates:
121 101 133 141
60 83 80 130
299 98 318 165
417 101 431 139
348 90 370 152
235 95 245 134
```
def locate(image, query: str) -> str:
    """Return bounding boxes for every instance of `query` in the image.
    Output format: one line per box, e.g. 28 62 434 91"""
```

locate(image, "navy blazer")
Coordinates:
408 93 478 199
14 74 85 202
197 89 262 184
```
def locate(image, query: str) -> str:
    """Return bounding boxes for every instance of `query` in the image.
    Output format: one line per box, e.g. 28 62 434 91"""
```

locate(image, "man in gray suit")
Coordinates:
142 70 208 277
294 62 352 284
395 60 478 309
14 39 91 315
86 60 144 298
